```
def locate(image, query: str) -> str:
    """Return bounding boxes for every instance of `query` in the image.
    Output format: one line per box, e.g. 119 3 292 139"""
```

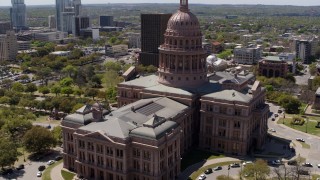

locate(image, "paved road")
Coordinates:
0 150 62 180
50 162 64 180
268 103 320 173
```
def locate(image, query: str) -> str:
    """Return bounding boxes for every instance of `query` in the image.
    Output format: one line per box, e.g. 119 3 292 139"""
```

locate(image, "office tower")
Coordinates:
10 0 27 30
56 0 81 33
139 13 171 67
73 16 90 36
295 36 318 64
48 15 56 29
0 31 18 61
99 16 114 26
0 22 12 34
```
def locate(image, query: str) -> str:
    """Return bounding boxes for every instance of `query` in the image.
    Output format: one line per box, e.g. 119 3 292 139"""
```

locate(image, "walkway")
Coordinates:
50 162 64 180
178 157 240 180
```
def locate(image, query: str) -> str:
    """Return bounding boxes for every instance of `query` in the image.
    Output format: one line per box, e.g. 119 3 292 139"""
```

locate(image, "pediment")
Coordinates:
84 131 115 143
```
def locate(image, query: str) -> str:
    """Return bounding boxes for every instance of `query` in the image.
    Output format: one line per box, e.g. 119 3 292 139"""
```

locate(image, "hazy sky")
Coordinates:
2 0 320 6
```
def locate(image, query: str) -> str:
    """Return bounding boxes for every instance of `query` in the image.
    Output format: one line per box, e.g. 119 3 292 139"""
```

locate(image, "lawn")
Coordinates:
34 115 61 125
189 161 240 180
61 169 76 180
181 149 225 171
42 160 62 180
278 117 320 137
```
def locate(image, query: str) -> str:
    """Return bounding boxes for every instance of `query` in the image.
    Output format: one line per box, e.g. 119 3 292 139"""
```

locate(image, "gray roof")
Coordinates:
203 89 252 103
208 71 254 85
120 74 159 88
79 97 188 140
64 113 93 125
145 84 193 96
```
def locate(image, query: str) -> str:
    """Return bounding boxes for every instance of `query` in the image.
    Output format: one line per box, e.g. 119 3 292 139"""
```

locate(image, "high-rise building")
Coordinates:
233 45 262 65
73 16 90 36
48 15 56 29
295 36 318 64
99 15 114 27
0 31 18 61
56 0 81 33
10 0 27 30
0 21 12 34
139 13 171 67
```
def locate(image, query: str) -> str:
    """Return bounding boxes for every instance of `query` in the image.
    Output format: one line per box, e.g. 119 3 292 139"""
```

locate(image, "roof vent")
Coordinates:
232 92 235 97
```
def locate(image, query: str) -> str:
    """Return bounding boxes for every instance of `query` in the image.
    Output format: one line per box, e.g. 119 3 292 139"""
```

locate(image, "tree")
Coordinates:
279 95 302 114
309 63 317 76
62 65 77 78
51 85 61 96
90 75 102 88
51 126 62 145
23 126 56 153
84 88 99 100
242 159 270 180
61 86 74 96
0 137 19 168
11 82 25 92
38 86 50 96
25 83 37 94
2 117 32 141
59 77 74 87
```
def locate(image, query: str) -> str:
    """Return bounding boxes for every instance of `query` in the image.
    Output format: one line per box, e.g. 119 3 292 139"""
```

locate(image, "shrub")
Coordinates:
290 116 305 126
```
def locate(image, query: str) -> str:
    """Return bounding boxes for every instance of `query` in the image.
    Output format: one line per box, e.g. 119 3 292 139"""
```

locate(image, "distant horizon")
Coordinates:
1 0 319 7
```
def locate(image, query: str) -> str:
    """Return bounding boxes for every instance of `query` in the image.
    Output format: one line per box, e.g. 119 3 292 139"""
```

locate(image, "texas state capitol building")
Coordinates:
61 0 269 179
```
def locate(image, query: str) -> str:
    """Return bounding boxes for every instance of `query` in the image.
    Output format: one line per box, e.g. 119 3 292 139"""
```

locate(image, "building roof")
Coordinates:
120 74 159 88
203 89 252 103
144 83 193 96
79 97 188 140
208 71 254 85
263 56 285 62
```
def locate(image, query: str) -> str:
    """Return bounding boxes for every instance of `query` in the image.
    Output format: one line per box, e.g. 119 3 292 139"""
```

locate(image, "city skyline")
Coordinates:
0 0 320 6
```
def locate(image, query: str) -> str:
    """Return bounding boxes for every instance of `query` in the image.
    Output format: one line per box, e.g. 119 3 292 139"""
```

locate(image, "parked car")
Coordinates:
204 168 212 174
198 174 206 180
303 163 313 167
230 163 240 168
243 161 253 166
296 138 305 142
38 165 46 171
47 160 55 165
271 118 275 121
37 171 42 177
278 109 283 113
55 155 63 161
318 164 320 168
213 166 222 171
274 114 279 117
16 164 25 170
269 128 276 132
271 160 282 165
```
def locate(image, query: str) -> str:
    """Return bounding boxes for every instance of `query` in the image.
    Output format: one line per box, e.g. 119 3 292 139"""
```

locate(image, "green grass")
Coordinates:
312 174 320 180
34 115 61 125
189 161 240 180
278 117 320 136
181 149 225 171
61 169 76 180
42 160 62 180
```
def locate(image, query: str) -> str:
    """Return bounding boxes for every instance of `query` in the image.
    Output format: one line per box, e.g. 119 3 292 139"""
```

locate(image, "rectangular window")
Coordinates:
116 149 123 158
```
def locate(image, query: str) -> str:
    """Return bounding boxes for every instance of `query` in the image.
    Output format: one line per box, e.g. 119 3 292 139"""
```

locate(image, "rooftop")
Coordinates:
79 97 188 140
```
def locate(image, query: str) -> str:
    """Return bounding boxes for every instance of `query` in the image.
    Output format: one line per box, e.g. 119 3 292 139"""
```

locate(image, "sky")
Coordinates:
2 0 320 6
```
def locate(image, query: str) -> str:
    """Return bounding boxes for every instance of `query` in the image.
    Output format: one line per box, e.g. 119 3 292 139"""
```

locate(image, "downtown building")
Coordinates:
295 35 319 64
0 31 18 61
10 0 27 30
233 45 262 65
139 13 172 67
61 1 269 179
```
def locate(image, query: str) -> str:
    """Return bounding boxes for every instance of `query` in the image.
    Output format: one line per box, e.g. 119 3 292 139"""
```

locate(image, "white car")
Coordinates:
198 174 206 180
47 160 55 165
243 161 253 166
296 138 305 142
318 164 320 168
37 171 42 177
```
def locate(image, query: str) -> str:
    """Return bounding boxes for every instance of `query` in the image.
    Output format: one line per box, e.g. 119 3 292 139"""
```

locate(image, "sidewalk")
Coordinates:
178 157 240 180
50 162 64 180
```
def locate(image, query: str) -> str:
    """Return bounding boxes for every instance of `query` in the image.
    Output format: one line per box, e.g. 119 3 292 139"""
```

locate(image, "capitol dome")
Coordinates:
157 0 208 88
